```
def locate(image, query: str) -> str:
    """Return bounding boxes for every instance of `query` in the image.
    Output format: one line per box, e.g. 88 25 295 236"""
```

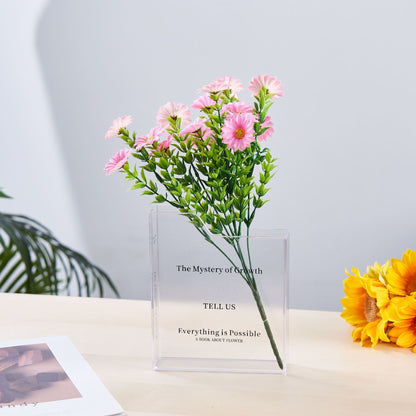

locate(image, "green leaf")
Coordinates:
220 187 226 201
225 214 234 225
242 186 251 198
158 158 169 170
140 168 147 183
132 165 138 177
184 151 193 164
259 93 265 109
144 163 156 172
256 184 266 197
130 182 146 190
210 221 223 234
263 101 273 113
155 195 165 203
185 189 192 204
0 213 119 297
0 189 11 199
253 198 265 208
161 170 171 180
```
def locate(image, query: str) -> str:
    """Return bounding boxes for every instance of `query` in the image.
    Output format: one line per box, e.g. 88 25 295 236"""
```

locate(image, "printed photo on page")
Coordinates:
0 336 124 416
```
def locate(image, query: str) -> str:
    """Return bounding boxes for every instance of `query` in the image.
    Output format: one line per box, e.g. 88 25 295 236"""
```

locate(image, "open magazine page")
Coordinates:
0 336 124 416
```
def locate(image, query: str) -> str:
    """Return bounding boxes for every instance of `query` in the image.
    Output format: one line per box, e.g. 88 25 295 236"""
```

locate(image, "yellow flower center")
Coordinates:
234 128 245 139
364 294 379 322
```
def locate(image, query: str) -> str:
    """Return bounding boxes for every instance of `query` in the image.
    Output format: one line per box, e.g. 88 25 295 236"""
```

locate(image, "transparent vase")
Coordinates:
150 208 289 374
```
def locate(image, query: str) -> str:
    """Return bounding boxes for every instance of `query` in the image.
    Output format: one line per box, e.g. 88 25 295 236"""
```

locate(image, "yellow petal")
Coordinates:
380 300 401 322
406 295 416 311
341 310 367 326
389 325 404 338
402 249 414 264
366 279 390 308
344 281 366 297
392 258 411 278
341 296 365 309
396 330 416 348
393 296 416 320
363 320 381 347
352 327 363 342
375 289 390 309
377 319 390 343
393 319 413 329
386 272 407 296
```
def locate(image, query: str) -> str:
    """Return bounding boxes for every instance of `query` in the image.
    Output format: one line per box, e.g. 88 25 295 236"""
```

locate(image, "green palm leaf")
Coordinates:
0 213 119 297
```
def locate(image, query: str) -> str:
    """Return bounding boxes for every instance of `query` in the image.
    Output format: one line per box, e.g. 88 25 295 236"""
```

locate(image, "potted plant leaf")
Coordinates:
0 188 119 297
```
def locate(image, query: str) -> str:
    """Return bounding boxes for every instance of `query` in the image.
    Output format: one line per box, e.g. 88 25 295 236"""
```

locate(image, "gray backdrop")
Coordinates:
1 0 415 311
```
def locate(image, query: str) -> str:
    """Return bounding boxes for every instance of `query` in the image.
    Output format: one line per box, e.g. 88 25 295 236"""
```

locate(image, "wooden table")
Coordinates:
0 293 414 415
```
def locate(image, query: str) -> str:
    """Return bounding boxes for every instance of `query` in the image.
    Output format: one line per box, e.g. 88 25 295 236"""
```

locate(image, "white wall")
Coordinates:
1 0 416 310
0 1 85 252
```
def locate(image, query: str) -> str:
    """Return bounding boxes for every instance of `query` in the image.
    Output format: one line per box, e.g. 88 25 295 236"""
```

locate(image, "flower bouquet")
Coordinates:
341 249 416 352
105 75 286 371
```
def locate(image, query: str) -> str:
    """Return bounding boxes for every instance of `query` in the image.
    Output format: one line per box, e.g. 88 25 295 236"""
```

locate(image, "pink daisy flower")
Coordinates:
156 102 191 129
105 115 132 139
157 135 173 151
199 76 243 95
218 76 244 94
191 94 216 110
180 118 212 141
257 116 274 141
222 102 254 118
221 113 255 151
199 78 224 94
104 148 132 176
135 126 165 150
248 75 283 99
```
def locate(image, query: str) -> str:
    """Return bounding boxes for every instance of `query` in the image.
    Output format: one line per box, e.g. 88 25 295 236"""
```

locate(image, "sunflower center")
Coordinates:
364 294 379 322
234 128 245 139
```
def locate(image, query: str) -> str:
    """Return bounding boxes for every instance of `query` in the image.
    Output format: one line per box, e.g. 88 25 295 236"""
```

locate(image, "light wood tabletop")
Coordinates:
0 293 415 416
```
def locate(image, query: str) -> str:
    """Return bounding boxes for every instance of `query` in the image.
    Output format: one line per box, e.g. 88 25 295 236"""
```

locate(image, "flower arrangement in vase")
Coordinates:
105 75 285 370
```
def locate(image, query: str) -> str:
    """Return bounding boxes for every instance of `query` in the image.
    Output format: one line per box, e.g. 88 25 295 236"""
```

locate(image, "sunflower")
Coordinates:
386 249 416 296
384 294 416 352
341 265 390 346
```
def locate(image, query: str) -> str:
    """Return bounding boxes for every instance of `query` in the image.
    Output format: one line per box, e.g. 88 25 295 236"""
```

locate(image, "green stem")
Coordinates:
250 285 284 370
232 239 253 285
128 170 181 209
190 162 208 195
246 225 254 276
193 227 250 285
226 234 283 370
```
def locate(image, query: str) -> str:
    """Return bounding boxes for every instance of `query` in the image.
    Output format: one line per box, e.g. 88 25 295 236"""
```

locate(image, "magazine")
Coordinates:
0 336 125 415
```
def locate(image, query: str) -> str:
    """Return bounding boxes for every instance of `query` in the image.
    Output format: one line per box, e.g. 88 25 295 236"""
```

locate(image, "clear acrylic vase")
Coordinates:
150 208 289 374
